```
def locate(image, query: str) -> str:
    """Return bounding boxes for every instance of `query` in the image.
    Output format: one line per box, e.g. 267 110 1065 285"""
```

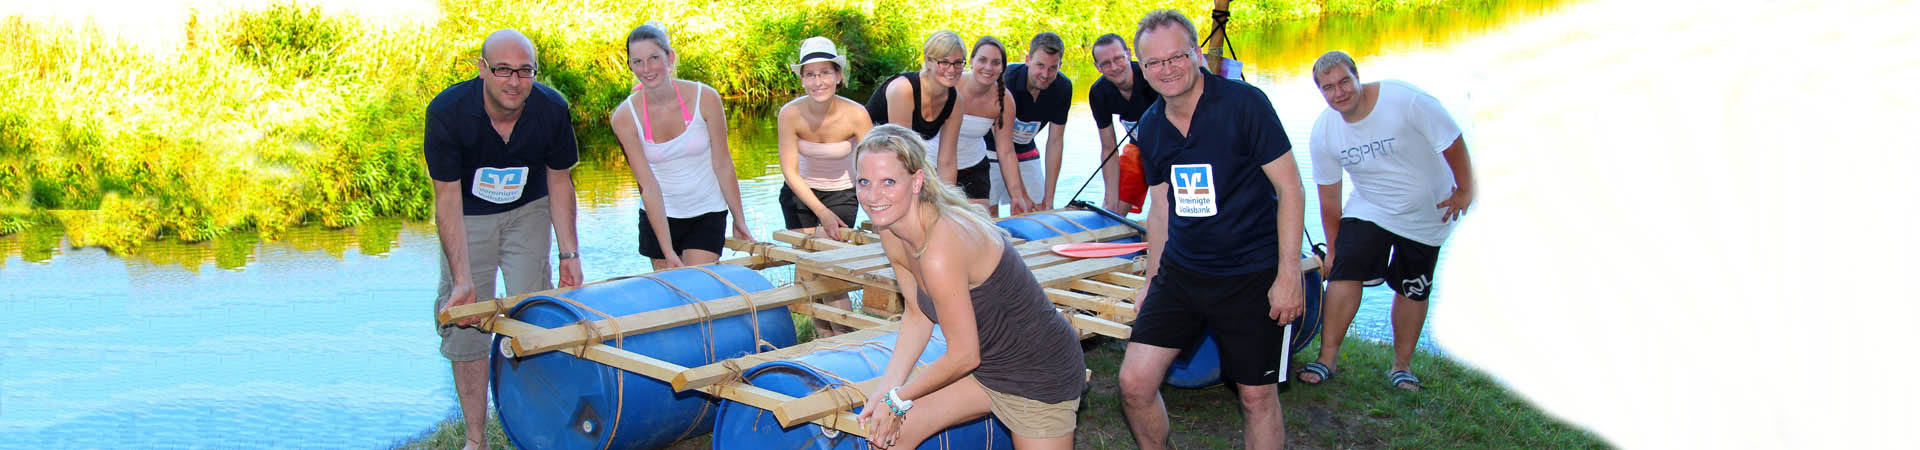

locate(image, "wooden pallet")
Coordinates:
434 208 1319 439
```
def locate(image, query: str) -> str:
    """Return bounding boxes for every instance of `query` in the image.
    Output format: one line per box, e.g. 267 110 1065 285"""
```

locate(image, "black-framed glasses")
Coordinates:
481 58 537 79
1096 57 1129 71
1141 52 1192 72
928 57 965 70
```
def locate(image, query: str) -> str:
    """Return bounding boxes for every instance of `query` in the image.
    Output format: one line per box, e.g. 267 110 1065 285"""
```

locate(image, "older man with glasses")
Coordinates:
1117 10 1307 450
422 29 585 450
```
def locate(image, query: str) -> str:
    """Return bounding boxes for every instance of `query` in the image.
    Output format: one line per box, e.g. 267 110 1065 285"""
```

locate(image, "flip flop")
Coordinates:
1296 361 1335 385
1386 370 1423 391
1050 242 1149 258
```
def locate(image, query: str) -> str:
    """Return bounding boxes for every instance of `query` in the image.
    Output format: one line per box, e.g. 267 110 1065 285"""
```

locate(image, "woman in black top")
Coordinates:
865 30 966 185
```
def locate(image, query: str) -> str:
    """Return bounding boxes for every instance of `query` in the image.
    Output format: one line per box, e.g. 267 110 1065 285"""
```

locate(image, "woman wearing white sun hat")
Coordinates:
777 36 872 336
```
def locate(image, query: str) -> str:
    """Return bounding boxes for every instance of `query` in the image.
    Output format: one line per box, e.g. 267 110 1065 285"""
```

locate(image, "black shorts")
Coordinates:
1328 218 1443 301
779 185 859 229
956 158 990 200
637 210 728 259
1130 261 1289 386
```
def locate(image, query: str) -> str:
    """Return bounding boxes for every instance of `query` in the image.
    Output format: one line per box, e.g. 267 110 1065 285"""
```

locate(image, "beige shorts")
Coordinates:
969 375 1080 439
435 197 554 361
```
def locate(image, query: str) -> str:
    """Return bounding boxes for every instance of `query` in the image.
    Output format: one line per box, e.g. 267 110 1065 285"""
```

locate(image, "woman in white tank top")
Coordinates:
611 23 752 270
777 37 872 337
958 36 1036 214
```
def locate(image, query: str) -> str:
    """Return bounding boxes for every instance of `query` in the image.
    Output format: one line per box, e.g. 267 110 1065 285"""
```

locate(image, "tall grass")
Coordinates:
0 0 1495 252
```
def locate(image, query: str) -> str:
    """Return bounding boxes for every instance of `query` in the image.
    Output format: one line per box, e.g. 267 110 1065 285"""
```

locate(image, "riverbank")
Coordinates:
0 0 1552 253
392 337 1609 449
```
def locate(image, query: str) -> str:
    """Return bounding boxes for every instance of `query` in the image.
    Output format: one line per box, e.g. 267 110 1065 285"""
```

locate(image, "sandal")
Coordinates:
1296 361 1336 384
1386 369 1423 391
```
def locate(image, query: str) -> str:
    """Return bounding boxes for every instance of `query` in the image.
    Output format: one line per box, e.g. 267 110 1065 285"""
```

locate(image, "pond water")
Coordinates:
0 2 1569 448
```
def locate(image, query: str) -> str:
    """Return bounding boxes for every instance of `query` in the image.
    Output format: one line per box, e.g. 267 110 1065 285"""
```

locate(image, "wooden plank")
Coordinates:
716 254 790 270
776 376 887 427
790 302 895 330
1032 257 1135 288
1093 272 1147 289
1045 288 1137 321
1069 279 1137 300
773 230 858 251
1063 309 1132 339
723 238 816 264
437 275 635 326
509 278 859 357
672 327 897 392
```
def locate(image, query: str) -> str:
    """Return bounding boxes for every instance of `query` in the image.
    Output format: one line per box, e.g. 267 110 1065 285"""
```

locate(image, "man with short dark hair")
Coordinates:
1087 33 1160 214
423 29 584 450
1296 50 1475 393
1117 10 1305 450
987 32 1072 216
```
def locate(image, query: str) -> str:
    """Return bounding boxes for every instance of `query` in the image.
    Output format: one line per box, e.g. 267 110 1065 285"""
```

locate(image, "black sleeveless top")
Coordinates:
866 72 957 141
914 236 1087 403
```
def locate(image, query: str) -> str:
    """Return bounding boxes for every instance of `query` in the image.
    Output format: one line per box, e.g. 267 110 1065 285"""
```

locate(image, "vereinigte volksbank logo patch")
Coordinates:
472 167 529 204
1170 164 1217 217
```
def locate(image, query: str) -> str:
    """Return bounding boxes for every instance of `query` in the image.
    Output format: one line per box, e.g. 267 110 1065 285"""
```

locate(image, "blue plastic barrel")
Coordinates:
995 209 1144 258
491 265 800 450
711 328 1014 449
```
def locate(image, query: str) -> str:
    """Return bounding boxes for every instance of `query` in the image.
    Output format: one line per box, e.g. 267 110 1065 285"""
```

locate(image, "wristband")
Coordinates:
558 252 579 260
886 386 912 416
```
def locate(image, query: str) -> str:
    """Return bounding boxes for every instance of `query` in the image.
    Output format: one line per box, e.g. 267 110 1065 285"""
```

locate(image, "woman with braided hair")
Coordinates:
958 36 1037 215
852 124 1084 449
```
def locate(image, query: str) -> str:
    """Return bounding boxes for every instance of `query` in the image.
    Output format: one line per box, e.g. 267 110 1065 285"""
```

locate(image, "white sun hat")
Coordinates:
789 36 851 86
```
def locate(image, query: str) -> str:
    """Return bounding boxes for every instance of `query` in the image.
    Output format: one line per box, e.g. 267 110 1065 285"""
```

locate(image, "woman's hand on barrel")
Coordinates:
859 388 903 448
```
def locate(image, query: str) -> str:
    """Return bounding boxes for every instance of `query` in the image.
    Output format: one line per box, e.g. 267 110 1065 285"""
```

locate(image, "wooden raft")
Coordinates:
434 208 1320 439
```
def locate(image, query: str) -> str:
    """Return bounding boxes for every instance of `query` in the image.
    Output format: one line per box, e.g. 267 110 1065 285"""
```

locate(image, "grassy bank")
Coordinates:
395 337 1609 449
0 0 1504 253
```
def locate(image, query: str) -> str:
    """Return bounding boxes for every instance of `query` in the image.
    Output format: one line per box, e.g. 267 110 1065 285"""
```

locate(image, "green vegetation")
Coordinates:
395 337 1609 449
1 0 1527 254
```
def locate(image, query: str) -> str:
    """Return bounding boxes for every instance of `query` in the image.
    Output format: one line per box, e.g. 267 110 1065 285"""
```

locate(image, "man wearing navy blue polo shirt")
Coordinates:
423 29 584 450
1116 10 1306 450
987 32 1072 215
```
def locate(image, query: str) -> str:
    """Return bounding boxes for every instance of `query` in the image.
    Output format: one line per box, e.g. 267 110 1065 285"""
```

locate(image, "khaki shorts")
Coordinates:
969 375 1080 439
435 197 554 361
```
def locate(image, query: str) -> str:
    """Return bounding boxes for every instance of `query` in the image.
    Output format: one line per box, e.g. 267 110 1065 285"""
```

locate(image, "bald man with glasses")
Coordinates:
423 29 584 450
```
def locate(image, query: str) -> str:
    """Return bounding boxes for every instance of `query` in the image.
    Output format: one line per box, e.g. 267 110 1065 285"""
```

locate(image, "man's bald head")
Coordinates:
481 29 538 64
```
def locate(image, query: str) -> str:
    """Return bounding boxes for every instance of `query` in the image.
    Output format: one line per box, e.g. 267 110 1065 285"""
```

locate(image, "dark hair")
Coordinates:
971 36 1008 129
1028 32 1065 56
1091 33 1129 56
625 22 672 58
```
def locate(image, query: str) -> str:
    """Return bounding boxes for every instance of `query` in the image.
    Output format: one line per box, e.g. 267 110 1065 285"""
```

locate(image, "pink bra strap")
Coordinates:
637 82 693 143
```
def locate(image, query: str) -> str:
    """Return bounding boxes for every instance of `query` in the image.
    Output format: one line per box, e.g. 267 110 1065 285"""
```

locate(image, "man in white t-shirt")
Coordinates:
1296 50 1475 392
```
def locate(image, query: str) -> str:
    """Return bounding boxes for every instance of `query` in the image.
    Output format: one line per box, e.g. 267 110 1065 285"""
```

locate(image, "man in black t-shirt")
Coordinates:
1116 11 1307 450
987 32 1073 216
422 29 584 450
1087 33 1162 214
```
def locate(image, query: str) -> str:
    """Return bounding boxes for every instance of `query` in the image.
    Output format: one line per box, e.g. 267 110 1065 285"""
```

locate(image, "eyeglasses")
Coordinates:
481 58 537 79
1096 57 1129 71
1140 52 1192 72
928 57 965 70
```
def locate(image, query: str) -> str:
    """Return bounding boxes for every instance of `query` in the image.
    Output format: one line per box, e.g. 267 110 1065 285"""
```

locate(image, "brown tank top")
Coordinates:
915 237 1087 403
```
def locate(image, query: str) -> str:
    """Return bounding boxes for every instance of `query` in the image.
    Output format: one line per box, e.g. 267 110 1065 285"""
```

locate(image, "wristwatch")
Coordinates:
558 252 579 260
886 386 913 416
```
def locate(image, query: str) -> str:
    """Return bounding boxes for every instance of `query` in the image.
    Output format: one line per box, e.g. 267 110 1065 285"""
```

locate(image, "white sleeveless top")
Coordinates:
628 88 727 218
796 138 854 191
954 114 993 168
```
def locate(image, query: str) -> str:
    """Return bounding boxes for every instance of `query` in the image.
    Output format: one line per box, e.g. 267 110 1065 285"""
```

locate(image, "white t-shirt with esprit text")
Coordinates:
1310 80 1462 246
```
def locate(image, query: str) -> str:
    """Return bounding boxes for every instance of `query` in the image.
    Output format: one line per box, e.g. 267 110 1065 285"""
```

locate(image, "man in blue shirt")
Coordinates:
1116 10 1307 450
423 29 584 450
1087 33 1160 214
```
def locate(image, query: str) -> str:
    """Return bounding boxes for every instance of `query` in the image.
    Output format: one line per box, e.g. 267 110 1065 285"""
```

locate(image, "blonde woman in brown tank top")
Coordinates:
777 36 871 337
854 124 1086 450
